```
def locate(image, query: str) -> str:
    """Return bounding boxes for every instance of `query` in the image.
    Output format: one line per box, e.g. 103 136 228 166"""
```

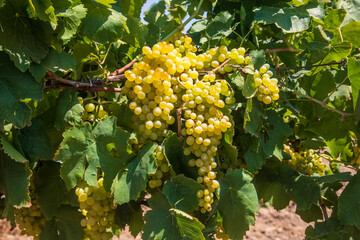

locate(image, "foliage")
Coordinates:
0 0 360 239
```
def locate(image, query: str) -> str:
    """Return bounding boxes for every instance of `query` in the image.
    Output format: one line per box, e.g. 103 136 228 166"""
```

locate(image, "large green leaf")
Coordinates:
0 1 51 71
312 41 352 64
323 9 346 29
30 50 77 81
338 172 360 227
244 99 265 136
218 169 259 239
57 4 87 42
36 162 68 219
206 11 234 40
112 142 157 205
0 53 44 128
339 21 360 48
81 3 127 43
29 0 58 29
143 193 205 240
348 57 360 111
264 110 292 159
162 175 202 213
115 201 144 237
242 75 257 98
56 117 131 189
0 134 27 163
0 152 30 207
289 175 320 210
254 3 325 33
54 90 83 130
117 0 144 17
39 205 83 240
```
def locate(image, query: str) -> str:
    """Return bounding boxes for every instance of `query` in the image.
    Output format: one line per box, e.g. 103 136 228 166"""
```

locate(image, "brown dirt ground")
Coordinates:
0 202 308 240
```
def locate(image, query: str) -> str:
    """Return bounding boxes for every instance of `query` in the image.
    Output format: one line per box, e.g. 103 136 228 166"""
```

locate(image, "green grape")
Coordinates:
283 144 326 176
85 103 96 112
14 178 46 240
76 176 118 240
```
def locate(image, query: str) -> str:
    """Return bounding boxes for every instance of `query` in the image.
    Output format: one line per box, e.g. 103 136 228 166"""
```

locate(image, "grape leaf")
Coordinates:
218 169 259 239
112 142 156 205
348 57 360 111
0 1 52 71
264 110 292 159
162 175 202 213
338 172 360 228
163 131 197 178
54 90 84 130
94 0 116 8
28 0 58 29
242 75 257 98
296 204 323 223
250 50 265 70
206 11 234 40
81 2 127 44
117 0 144 17
244 99 265 136
254 159 294 210
56 117 131 189
0 152 30 207
254 3 325 33
115 201 144 237
57 4 87 42
323 9 346 29
0 53 44 129
39 205 83 240
36 162 68 219
339 21 360 48
143 193 205 240
289 175 320 210
30 49 77 81
0 134 27 163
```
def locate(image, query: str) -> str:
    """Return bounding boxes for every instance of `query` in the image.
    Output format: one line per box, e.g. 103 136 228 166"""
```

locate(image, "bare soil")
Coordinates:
0 202 308 240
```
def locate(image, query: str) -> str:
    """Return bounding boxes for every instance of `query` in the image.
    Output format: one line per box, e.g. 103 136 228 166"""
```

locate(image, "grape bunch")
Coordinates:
351 145 360 167
215 221 230 240
79 97 109 122
283 144 326 176
76 177 117 240
123 33 280 213
254 64 280 104
14 181 46 240
148 145 170 188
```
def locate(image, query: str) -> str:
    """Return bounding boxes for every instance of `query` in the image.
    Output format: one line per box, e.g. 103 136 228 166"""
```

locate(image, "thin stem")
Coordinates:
107 74 126 82
323 76 348 103
110 54 141 76
264 48 300 54
283 88 353 118
46 71 92 88
320 203 329 221
162 0 204 42
240 25 254 47
276 60 345 72
176 103 185 140
45 82 121 92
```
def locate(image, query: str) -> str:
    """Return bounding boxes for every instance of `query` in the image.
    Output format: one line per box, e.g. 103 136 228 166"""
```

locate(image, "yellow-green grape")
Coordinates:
215 221 230 240
76 177 117 240
148 145 170 188
14 180 46 240
81 101 109 122
254 64 279 104
283 144 326 176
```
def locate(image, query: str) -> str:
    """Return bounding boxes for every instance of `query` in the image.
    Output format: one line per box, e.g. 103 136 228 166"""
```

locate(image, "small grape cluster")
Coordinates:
76 177 117 240
148 145 170 188
283 144 326 176
254 64 280 104
215 221 230 240
14 181 46 240
79 97 109 122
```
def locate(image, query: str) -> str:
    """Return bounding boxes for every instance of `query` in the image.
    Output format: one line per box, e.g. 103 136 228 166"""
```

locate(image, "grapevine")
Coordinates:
0 1 360 240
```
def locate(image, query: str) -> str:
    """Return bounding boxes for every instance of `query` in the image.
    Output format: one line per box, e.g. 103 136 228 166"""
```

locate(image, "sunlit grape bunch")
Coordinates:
283 144 326 176
148 145 170 188
254 64 280 104
215 221 230 240
14 180 46 240
76 177 117 240
79 97 109 122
